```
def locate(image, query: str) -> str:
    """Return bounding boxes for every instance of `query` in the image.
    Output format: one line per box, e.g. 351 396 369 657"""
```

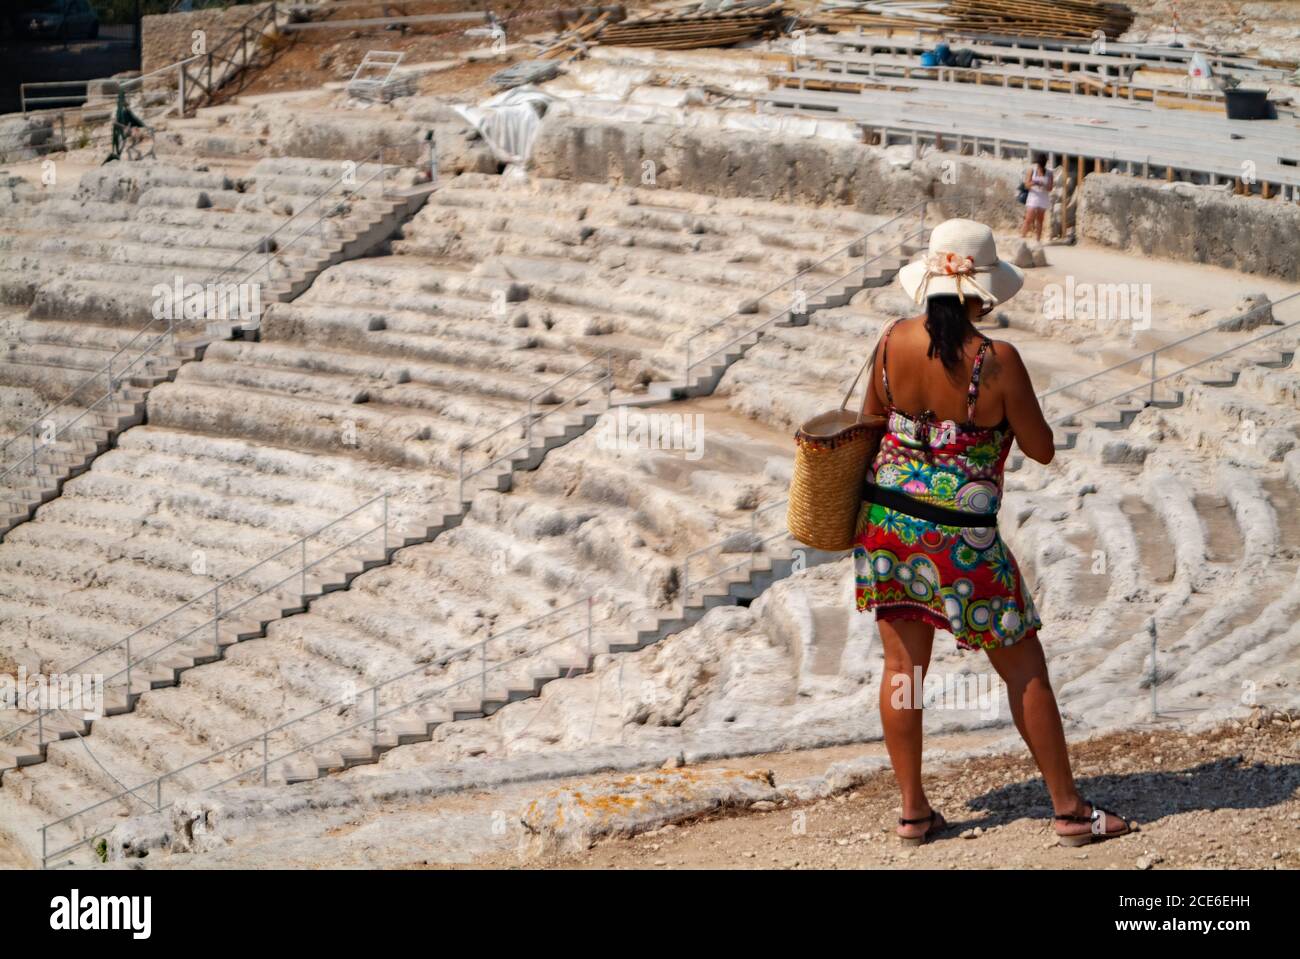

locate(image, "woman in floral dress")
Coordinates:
855 219 1131 847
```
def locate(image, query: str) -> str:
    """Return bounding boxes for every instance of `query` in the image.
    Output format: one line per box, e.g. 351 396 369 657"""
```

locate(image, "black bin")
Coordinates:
1224 88 1271 120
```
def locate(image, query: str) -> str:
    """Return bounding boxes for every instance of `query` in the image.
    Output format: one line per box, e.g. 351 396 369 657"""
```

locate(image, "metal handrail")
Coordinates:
0 315 173 462
0 494 393 752
202 144 400 295
1047 311 1300 428
39 596 598 868
683 200 923 381
19 2 278 116
1037 290 1300 405
691 227 929 385
38 490 815 864
682 498 792 600
0 145 405 492
0 323 176 484
457 352 614 502
683 194 981 385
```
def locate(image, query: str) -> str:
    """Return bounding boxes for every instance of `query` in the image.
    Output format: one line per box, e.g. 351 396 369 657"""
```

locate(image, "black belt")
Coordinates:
864 482 998 528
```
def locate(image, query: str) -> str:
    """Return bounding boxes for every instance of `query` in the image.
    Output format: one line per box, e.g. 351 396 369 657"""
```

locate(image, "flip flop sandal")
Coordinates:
898 809 946 846
1054 799 1131 847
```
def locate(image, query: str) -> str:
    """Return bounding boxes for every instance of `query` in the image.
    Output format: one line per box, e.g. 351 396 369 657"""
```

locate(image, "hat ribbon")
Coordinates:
912 251 996 305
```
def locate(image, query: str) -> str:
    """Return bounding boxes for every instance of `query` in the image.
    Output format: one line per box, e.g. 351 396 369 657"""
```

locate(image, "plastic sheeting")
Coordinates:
452 87 554 165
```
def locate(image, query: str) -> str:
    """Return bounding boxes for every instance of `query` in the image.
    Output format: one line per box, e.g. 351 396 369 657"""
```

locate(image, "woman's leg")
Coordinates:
984 632 1127 837
1020 205 1034 237
1032 207 1046 242
878 616 937 838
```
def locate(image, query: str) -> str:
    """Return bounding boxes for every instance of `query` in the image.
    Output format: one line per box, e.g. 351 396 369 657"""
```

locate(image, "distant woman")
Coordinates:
855 219 1131 847
1021 153 1053 241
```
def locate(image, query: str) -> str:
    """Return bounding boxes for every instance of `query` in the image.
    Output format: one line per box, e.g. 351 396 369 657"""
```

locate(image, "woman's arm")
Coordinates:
992 342 1055 464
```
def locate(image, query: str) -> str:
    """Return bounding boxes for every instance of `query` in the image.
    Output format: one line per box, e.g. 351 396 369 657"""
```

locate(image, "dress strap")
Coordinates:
966 336 993 424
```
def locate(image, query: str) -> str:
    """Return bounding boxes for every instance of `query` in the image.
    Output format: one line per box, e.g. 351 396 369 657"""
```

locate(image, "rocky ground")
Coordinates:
68 707 1298 870
232 0 561 100
1123 1 1300 64
472 709 1300 870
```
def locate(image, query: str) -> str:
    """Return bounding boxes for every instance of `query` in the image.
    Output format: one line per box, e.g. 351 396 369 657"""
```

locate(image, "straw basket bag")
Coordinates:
787 352 887 552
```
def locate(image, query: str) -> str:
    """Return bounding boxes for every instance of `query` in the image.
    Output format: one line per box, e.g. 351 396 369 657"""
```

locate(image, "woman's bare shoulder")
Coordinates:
980 338 1027 382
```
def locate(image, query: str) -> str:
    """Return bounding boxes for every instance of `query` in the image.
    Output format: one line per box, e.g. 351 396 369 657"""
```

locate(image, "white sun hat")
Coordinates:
897 218 1025 309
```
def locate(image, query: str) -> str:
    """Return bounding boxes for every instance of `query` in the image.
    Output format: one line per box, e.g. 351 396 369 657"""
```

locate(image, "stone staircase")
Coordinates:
0 174 935 865
0 399 610 779
6 404 808 865
0 156 432 540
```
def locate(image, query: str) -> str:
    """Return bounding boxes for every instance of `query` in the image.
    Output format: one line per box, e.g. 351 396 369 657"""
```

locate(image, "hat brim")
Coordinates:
897 258 1024 308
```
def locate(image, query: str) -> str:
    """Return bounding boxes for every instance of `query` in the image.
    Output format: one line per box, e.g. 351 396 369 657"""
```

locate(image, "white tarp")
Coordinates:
453 87 555 165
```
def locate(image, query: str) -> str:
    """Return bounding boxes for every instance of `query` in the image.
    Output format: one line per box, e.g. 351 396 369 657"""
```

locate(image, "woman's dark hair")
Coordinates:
925 295 972 373
1032 152 1048 170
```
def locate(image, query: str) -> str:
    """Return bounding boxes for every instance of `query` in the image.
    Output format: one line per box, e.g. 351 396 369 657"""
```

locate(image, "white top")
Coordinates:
1026 167 1053 209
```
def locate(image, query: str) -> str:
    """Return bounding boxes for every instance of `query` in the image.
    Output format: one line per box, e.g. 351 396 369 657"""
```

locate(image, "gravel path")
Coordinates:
472 709 1300 870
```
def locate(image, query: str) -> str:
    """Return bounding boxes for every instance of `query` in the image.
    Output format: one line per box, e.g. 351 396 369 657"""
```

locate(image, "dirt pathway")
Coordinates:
470 712 1300 870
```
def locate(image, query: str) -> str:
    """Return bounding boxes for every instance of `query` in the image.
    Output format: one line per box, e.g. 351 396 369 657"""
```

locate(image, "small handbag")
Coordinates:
1016 183 1029 205
787 349 887 552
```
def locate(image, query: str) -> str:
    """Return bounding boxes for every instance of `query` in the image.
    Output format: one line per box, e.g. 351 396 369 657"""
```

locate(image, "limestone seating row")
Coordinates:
0 179 925 857
1008 446 1300 732
0 361 611 800
0 157 428 538
394 174 921 392
705 279 1300 734
0 167 400 324
4 412 795 861
702 276 1300 712
0 185 634 792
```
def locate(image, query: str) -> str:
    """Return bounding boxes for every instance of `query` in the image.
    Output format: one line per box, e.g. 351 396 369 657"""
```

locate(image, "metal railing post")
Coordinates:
371 687 379 744
29 424 37 478
213 583 220 647
1150 620 1158 717
457 449 465 505
125 634 131 697
177 62 187 115
1149 350 1157 404
37 709 43 748
262 732 269 786
40 827 46 870
586 597 593 659
156 776 163 811
480 640 487 702
382 494 389 556
301 538 307 597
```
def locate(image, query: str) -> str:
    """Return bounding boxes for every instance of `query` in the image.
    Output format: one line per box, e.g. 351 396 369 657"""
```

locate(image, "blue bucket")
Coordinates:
920 51 940 67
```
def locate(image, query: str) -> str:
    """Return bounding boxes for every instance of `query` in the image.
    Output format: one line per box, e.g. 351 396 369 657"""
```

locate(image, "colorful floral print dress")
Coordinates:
854 323 1041 651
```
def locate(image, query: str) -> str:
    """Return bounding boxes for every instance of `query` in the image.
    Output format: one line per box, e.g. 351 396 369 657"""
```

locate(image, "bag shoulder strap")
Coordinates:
840 320 899 412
